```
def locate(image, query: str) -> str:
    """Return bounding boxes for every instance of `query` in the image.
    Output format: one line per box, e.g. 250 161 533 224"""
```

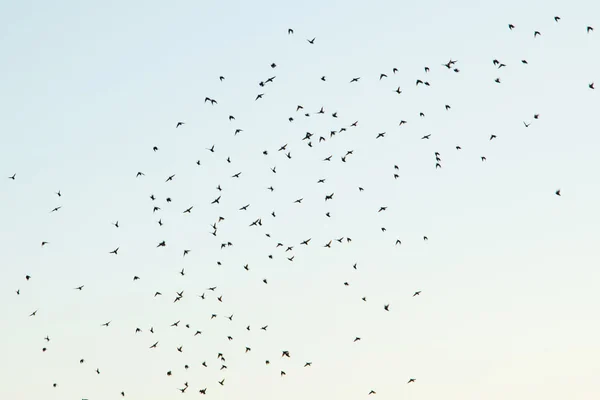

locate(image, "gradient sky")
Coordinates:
1 1 600 399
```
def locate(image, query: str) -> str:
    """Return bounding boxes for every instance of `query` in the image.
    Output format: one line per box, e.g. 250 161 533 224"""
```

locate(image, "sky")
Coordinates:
1 0 599 399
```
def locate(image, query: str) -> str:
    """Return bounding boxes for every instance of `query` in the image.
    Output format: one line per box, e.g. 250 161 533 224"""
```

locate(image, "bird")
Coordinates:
307 38 316 44
555 189 561 196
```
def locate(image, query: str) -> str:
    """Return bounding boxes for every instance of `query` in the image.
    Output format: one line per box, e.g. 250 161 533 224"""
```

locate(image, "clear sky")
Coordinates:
1 0 599 399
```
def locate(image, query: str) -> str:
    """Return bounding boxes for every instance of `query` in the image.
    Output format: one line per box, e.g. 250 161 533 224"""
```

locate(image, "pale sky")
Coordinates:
1 1 599 399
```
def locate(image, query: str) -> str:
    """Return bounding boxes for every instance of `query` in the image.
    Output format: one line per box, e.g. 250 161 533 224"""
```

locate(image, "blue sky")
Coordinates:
1 1 599 399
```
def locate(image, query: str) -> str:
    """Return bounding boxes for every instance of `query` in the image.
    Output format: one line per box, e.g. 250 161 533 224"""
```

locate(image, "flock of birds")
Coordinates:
7 14 595 399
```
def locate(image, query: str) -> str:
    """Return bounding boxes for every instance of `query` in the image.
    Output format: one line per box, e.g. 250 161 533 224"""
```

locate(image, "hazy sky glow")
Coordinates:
1 1 600 399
